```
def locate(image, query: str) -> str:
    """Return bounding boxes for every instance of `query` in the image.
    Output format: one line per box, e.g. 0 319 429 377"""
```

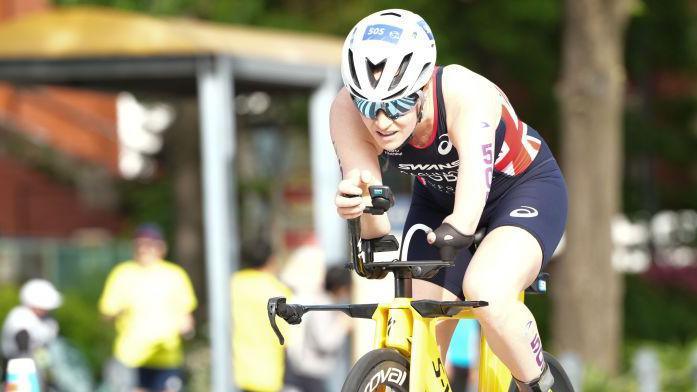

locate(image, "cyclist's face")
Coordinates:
359 102 420 151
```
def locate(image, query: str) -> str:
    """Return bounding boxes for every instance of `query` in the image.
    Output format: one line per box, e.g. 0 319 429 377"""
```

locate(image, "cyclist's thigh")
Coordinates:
465 164 567 297
402 182 472 300
485 161 567 269
464 226 542 300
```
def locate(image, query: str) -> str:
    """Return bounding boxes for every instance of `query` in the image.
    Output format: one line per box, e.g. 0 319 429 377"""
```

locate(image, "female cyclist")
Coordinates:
331 9 567 392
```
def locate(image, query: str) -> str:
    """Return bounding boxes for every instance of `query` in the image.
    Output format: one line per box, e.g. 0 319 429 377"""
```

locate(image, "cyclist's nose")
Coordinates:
374 110 393 131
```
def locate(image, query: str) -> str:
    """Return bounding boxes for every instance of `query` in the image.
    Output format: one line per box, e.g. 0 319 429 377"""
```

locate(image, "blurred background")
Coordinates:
0 0 694 391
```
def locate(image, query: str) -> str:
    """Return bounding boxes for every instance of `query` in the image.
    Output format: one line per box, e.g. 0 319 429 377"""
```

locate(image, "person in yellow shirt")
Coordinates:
231 241 291 392
99 223 197 392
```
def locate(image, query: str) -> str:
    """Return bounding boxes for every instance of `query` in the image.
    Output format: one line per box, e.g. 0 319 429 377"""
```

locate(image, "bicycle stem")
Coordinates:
348 214 414 297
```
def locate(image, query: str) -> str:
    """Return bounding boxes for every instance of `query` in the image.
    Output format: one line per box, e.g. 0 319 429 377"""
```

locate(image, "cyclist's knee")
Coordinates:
472 301 516 330
463 276 517 306
464 285 516 328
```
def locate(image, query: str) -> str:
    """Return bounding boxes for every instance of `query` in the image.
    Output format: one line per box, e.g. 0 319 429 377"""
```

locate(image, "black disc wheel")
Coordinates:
341 348 410 392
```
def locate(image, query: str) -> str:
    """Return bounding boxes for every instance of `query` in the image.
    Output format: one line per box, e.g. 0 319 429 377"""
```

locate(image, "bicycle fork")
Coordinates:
370 300 454 392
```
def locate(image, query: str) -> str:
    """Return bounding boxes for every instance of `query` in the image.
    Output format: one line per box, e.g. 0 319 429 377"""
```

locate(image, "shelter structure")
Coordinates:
0 7 344 391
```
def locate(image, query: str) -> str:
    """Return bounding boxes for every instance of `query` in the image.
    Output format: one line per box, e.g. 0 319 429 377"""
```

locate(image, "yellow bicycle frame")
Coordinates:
368 293 526 391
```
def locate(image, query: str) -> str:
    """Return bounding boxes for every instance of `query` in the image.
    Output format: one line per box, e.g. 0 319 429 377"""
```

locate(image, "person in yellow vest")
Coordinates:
231 241 291 392
99 223 197 392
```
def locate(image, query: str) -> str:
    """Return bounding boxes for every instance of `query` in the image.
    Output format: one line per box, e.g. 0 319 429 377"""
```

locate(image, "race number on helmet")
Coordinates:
341 9 436 103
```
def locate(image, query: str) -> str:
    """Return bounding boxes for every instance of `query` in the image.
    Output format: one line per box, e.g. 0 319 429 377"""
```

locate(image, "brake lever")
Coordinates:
267 297 286 345
267 297 305 345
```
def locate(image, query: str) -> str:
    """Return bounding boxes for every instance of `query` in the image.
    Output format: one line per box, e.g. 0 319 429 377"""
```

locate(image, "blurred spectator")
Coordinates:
446 319 480 392
231 241 291 392
283 265 352 392
99 223 197 392
280 244 326 295
1 279 62 380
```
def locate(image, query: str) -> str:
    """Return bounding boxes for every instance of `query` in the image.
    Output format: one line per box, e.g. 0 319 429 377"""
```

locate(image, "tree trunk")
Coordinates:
552 0 633 374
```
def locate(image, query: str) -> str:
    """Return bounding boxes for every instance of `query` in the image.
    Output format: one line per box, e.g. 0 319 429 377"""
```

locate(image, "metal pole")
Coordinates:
197 55 237 392
309 70 344 263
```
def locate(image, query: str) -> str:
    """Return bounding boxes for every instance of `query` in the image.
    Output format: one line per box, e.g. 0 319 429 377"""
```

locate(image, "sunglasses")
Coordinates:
351 90 423 120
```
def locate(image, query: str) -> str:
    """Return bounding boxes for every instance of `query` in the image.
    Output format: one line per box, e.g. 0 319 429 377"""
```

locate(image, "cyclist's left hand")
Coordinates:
426 216 469 245
427 217 474 261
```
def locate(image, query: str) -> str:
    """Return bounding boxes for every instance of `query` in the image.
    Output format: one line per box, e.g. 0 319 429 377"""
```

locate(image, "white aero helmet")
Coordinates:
341 9 436 102
20 279 62 310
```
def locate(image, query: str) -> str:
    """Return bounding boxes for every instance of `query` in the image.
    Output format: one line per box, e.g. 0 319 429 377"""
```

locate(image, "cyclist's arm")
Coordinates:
330 88 390 239
442 65 501 235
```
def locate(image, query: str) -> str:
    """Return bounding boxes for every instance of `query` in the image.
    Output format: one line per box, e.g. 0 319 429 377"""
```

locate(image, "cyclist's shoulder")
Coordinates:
441 64 491 88
440 65 501 122
442 64 496 93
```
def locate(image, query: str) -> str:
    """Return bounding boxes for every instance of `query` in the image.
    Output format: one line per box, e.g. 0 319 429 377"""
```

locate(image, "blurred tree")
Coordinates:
624 0 697 213
553 0 634 374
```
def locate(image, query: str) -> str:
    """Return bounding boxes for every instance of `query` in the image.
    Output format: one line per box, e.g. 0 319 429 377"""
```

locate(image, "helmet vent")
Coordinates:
347 49 361 89
383 86 408 101
366 59 387 88
380 11 402 17
414 62 432 89
349 88 367 99
389 53 412 90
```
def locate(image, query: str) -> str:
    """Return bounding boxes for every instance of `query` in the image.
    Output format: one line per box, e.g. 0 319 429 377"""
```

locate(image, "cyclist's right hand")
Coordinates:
335 169 375 219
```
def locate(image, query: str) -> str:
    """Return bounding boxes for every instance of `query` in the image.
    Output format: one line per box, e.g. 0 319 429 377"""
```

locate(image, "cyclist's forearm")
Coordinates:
360 214 391 239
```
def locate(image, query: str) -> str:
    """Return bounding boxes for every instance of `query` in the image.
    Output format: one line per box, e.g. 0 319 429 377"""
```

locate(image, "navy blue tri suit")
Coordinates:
381 66 568 300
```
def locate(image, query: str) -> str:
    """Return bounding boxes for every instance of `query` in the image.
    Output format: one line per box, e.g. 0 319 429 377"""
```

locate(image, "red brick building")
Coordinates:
0 0 123 238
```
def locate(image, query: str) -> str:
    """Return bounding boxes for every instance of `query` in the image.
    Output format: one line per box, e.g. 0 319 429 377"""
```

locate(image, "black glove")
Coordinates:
430 223 475 262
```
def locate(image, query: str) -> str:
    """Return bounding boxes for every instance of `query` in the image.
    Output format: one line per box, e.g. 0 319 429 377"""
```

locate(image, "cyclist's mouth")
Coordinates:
376 130 399 139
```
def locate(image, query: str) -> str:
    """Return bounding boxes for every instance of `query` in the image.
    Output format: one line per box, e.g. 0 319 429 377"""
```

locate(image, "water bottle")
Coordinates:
4 358 40 392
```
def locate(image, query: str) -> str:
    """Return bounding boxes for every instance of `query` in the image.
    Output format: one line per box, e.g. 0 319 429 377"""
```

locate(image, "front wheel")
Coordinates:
507 352 575 392
341 348 410 392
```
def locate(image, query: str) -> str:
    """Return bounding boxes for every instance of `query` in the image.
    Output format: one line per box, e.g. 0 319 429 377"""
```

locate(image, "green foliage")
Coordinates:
0 285 20 323
53 291 115 375
582 366 638 392
624 274 697 344
583 341 697 392
652 342 697 391
183 338 211 392
624 0 697 212
118 176 175 243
